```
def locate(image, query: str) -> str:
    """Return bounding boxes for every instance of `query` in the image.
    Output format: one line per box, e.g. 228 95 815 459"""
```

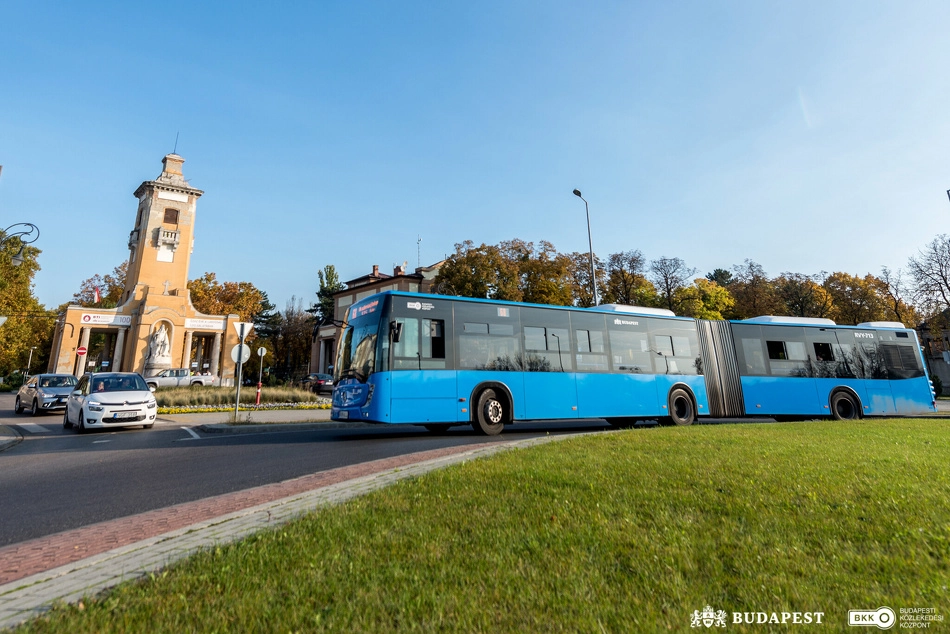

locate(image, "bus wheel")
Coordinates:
473 389 506 436
830 392 860 420
423 424 451 434
668 388 695 426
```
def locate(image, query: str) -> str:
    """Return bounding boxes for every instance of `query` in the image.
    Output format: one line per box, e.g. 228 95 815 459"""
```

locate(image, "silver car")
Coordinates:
15 374 79 416
64 372 157 433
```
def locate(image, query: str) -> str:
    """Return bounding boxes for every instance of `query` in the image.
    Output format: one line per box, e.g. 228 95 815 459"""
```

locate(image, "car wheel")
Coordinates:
30 399 40 417
77 412 86 434
63 409 72 429
14 396 23 415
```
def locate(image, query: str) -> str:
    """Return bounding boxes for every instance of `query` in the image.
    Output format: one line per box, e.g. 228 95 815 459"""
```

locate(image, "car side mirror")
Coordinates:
71 389 82 396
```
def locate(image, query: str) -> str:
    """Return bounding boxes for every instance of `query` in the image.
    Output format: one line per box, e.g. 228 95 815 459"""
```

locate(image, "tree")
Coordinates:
267 297 314 382
72 261 128 308
603 250 656 307
649 256 696 312
674 278 735 319
187 272 265 322
705 268 734 288
729 260 781 319
773 273 833 318
313 265 345 324
822 272 889 325
878 266 919 327
0 234 50 376
906 235 950 322
501 239 572 306
565 251 605 308
433 240 520 300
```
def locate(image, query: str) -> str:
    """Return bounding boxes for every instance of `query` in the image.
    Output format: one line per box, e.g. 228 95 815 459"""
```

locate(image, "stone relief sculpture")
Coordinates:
146 324 172 366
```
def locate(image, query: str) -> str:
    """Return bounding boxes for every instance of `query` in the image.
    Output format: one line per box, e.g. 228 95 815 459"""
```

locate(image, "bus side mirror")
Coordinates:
390 321 402 343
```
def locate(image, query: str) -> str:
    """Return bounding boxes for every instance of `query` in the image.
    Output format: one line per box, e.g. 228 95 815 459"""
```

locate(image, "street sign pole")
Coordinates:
256 346 266 406
232 322 253 419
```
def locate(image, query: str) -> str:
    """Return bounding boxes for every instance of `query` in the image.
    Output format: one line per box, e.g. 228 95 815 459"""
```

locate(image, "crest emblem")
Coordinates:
691 605 727 628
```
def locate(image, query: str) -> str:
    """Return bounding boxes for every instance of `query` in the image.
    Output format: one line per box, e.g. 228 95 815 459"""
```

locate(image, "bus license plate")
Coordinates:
338 411 348 419
113 411 137 420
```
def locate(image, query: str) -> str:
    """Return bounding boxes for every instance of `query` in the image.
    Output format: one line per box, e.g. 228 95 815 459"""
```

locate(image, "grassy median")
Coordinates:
18 418 950 633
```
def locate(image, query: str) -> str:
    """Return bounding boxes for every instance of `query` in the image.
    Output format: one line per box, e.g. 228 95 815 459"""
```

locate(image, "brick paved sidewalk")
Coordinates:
0 434 568 630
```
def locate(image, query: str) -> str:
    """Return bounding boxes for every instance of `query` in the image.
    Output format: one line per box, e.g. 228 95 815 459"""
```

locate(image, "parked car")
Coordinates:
300 373 334 395
63 372 157 433
145 368 216 389
15 374 79 416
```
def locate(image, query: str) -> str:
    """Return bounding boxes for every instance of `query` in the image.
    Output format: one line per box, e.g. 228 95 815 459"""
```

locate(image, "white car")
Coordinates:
64 372 158 432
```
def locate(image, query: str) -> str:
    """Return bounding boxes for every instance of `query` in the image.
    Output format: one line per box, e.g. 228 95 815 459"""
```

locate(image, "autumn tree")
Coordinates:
266 297 314 382
72 261 128 308
878 266 919 326
603 250 656 307
773 273 833 318
674 278 735 319
822 272 889 325
187 272 265 322
729 260 781 319
433 241 520 300
565 251 605 308
649 256 696 312
0 234 51 375
500 239 573 306
907 235 950 317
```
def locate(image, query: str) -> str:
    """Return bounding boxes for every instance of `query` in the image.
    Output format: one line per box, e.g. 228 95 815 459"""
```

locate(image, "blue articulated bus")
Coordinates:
330 291 936 435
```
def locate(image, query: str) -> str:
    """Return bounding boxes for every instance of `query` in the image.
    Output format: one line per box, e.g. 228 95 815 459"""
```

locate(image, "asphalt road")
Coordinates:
0 393 612 547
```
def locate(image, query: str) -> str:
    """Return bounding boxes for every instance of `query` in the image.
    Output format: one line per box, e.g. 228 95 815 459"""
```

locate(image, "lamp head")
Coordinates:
572 189 582 197
10 247 24 267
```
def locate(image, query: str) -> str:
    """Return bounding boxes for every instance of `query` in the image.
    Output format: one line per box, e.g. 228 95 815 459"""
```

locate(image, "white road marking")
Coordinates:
181 426 201 440
92 440 111 444
16 422 55 435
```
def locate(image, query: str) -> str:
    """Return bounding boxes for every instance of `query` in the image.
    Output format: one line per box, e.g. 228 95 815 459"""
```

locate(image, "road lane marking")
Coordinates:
92 440 111 444
15 422 55 435
181 426 201 440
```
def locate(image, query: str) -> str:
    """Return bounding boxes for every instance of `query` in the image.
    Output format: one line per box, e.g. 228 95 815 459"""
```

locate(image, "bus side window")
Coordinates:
423 319 445 360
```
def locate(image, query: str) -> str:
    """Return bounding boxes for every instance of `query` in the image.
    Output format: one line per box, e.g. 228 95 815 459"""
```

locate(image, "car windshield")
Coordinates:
41 376 78 388
91 375 149 393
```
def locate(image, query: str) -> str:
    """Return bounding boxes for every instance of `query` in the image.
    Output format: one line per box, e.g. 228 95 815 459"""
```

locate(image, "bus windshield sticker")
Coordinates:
497 307 510 317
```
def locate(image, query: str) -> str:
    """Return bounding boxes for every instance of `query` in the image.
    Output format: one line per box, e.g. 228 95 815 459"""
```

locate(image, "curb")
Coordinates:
0 426 22 453
0 433 581 630
197 421 377 434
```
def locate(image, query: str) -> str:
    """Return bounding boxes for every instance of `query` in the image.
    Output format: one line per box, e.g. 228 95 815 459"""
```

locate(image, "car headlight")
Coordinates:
88 401 104 412
147 399 157 409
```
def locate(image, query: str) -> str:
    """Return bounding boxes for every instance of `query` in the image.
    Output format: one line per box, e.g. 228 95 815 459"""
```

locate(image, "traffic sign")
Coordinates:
77 346 87 356
257 347 266 357
231 344 251 364
232 321 254 340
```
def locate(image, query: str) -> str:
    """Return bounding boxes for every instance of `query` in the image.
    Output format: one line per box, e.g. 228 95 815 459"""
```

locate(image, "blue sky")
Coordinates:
3 1 950 312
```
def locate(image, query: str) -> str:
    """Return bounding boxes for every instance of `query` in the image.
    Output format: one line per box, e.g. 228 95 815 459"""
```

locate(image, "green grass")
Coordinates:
16 419 950 633
153 385 323 408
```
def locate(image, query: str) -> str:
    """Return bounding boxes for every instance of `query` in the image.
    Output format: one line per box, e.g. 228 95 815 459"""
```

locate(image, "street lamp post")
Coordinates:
1 223 41 266
572 189 599 306
25 346 37 382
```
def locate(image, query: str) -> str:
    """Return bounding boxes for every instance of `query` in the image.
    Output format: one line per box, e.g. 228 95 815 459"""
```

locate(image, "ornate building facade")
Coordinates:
49 154 243 379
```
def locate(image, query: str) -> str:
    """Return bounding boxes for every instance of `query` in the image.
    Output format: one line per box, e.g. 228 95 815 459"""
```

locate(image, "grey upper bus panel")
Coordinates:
598 304 677 317
741 316 837 327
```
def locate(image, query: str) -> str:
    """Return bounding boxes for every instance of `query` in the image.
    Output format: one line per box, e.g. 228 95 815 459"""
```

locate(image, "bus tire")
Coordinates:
830 391 860 420
473 388 506 436
668 388 695 426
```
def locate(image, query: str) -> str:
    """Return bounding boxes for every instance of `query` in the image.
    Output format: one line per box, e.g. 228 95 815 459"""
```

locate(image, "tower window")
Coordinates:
163 208 179 224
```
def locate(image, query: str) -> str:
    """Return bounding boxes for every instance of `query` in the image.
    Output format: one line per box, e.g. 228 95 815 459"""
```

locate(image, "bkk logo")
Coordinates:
848 607 895 629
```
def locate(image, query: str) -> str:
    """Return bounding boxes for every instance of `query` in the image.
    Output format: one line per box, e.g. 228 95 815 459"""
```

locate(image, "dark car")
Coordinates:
15 374 79 416
300 373 334 395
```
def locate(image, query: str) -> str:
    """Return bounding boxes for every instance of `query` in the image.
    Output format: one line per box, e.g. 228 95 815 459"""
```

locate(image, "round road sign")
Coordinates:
77 346 87 356
231 344 251 364
257 346 266 357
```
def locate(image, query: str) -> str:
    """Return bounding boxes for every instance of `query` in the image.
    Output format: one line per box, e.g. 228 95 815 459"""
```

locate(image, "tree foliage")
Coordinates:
674 278 735 320
0 236 52 375
649 256 697 312
314 265 345 324
188 272 265 322
72 261 128 308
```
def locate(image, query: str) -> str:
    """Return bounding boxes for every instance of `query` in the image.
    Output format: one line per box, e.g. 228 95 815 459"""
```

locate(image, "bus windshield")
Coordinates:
334 299 383 383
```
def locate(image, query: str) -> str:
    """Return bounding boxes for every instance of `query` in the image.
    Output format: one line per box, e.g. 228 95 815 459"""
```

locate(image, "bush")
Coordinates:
932 373 943 397
154 385 323 408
